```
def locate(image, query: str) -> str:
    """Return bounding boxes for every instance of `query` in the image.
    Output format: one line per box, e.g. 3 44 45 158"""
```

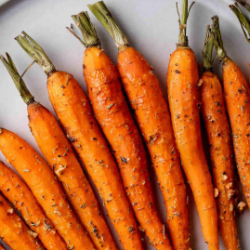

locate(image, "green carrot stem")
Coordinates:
15 32 56 76
176 0 195 47
230 2 250 44
235 0 250 12
212 16 228 62
69 11 101 47
88 1 129 51
0 53 34 105
202 25 215 71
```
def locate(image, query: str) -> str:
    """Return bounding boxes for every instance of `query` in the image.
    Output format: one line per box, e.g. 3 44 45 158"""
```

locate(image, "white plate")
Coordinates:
0 0 249 249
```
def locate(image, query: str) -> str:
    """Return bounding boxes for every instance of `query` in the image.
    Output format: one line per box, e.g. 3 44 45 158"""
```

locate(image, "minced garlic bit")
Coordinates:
237 201 247 212
214 188 219 198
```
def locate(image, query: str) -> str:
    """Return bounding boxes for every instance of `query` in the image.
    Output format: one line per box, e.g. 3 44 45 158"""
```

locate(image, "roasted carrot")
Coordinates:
1 53 117 250
200 26 239 250
16 31 143 250
88 3 189 249
166 1 219 250
69 11 172 250
0 161 67 250
230 2 250 44
213 16 250 212
0 193 44 250
0 128 95 250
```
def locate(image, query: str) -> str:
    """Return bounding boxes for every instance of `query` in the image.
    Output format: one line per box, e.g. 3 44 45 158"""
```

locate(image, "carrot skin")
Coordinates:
84 46 172 250
0 128 95 250
28 101 117 250
167 47 219 250
221 57 250 209
116 46 189 250
200 71 239 250
0 161 67 250
47 71 143 250
0 194 45 250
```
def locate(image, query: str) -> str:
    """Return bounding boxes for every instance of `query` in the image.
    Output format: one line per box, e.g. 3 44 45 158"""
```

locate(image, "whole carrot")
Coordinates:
88 2 189 249
166 1 219 250
1 53 117 250
16 31 142 250
0 161 67 250
69 11 172 250
200 26 239 250
213 15 249 212
0 128 95 250
0 194 44 250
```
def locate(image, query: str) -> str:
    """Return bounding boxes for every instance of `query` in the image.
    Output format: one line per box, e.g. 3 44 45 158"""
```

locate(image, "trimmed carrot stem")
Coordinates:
230 2 250 43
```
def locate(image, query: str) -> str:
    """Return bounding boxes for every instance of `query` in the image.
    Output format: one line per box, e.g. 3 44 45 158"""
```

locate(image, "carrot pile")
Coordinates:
0 0 250 250
70 10 172 250
88 2 189 250
0 161 67 250
1 52 116 250
15 31 142 250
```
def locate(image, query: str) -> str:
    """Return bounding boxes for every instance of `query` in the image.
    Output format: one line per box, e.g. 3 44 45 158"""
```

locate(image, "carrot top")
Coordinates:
67 11 101 47
230 2 250 43
0 53 34 104
202 25 215 71
88 1 129 51
15 32 56 76
212 16 228 61
176 0 195 47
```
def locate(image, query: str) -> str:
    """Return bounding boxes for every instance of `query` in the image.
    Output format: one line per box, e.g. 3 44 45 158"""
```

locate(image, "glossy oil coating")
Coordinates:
0 161 67 250
201 71 239 250
222 57 250 209
84 46 171 250
167 47 219 250
28 102 117 250
47 71 142 250
117 46 189 250
0 194 44 250
0 128 95 250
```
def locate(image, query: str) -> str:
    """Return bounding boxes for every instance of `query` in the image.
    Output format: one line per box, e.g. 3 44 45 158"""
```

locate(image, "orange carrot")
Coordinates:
16 31 143 250
0 193 44 250
88 3 190 249
213 15 250 212
166 1 219 250
0 161 67 250
0 128 95 250
70 11 172 250
1 52 117 250
200 26 239 250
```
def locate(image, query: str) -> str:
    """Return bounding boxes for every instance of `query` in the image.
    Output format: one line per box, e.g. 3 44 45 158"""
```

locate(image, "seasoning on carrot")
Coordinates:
69 11 172 250
0 161 67 250
166 1 219 250
213 15 250 212
230 2 250 43
15 31 143 250
0 128 96 250
200 25 239 250
87 2 190 249
0 193 44 250
1 52 117 250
